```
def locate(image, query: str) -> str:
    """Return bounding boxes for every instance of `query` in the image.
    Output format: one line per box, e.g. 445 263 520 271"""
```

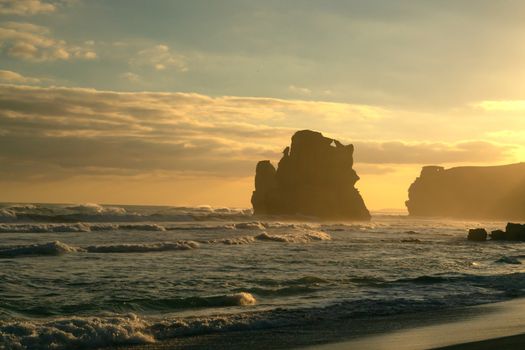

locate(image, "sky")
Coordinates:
1 0 525 210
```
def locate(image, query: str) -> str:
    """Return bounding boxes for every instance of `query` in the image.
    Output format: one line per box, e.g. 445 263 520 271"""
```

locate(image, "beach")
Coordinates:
311 297 525 350
110 297 525 349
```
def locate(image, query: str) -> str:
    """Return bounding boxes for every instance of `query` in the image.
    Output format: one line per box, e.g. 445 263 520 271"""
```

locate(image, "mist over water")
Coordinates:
1 203 525 349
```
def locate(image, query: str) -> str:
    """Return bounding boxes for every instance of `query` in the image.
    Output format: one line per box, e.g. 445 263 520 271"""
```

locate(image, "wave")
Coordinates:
0 227 331 259
65 203 127 215
0 223 166 233
0 241 199 258
132 292 257 311
233 222 266 230
0 220 321 234
0 290 510 350
393 275 451 284
207 236 256 245
85 241 199 253
0 241 83 257
254 230 331 243
0 313 154 350
495 256 522 265
0 203 253 223
0 292 257 350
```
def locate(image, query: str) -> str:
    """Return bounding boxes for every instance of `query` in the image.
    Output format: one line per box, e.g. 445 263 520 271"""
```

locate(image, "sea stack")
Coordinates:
251 130 370 220
406 163 525 220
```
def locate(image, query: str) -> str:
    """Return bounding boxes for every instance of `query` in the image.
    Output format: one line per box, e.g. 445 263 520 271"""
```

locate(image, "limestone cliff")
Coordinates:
251 130 370 220
406 163 525 219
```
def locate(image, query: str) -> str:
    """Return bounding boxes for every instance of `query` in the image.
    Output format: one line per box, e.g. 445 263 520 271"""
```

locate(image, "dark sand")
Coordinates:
309 298 525 350
108 297 525 350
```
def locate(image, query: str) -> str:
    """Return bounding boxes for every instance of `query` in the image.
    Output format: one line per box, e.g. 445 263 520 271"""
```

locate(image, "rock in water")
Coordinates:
251 130 370 220
491 229 506 241
467 228 487 241
406 163 525 220
504 223 525 241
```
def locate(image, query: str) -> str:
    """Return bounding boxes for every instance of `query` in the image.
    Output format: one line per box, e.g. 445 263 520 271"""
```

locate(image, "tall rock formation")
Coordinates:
406 163 525 219
251 130 370 220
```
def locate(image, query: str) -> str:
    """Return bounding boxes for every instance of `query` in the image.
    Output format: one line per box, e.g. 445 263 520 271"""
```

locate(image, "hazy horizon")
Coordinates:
2 0 525 210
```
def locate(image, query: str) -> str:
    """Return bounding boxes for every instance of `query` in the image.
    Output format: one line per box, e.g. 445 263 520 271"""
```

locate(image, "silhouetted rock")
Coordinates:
251 130 370 220
491 229 506 240
475 224 525 241
505 223 525 241
406 163 525 220
467 228 487 241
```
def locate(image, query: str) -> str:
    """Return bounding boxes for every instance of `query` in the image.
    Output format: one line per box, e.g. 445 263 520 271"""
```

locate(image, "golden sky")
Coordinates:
1 1 525 210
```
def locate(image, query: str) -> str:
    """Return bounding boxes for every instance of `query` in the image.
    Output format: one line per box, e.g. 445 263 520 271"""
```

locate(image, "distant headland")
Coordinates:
406 163 525 220
251 130 370 220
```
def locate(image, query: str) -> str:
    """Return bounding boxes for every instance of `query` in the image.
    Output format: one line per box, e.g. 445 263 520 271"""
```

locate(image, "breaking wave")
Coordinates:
0 223 165 233
0 292 257 350
254 230 331 243
0 313 154 350
85 241 199 253
0 203 252 223
0 241 83 257
0 291 510 350
0 221 321 234
0 228 331 258
0 241 199 258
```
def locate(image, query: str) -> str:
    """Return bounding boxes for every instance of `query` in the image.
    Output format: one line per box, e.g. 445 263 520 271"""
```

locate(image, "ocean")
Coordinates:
1 203 524 349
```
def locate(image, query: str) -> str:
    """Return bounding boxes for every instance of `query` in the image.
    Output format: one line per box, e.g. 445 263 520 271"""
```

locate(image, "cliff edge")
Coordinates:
251 130 370 220
406 163 525 219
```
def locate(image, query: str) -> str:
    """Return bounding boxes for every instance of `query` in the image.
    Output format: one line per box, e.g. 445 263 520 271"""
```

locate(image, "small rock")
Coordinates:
490 229 506 241
505 223 525 241
468 228 487 241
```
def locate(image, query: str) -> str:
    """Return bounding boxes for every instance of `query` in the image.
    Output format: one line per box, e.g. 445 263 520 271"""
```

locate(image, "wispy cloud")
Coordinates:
0 21 96 61
129 44 187 71
0 84 517 184
0 0 56 16
288 85 311 95
0 69 39 83
474 100 525 112
120 72 140 82
353 140 514 164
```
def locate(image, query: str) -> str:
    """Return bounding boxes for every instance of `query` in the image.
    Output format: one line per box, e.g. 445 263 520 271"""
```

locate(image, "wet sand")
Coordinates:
109 298 525 350
309 297 525 350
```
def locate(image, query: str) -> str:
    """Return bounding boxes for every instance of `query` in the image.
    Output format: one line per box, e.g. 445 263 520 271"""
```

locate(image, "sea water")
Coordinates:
1 203 524 349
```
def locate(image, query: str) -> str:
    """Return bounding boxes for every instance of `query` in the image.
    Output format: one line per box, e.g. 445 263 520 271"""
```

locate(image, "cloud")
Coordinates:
120 72 140 82
0 69 39 83
0 0 55 16
288 85 311 95
474 100 525 112
0 85 518 184
0 21 96 62
130 44 187 71
353 140 514 164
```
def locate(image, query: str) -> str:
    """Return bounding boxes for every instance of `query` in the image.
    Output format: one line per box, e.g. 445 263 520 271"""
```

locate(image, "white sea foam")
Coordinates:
209 236 256 245
0 203 254 223
234 222 266 230
65 203 127 215
0 313 154 350
86 241 199 253
0 223 92 233
227 292 257 306
0 223 167 233
255 230 331 243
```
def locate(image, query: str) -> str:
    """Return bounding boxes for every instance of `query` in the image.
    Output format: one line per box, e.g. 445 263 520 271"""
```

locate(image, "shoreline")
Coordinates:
108 297 525 350
307 297 525 350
